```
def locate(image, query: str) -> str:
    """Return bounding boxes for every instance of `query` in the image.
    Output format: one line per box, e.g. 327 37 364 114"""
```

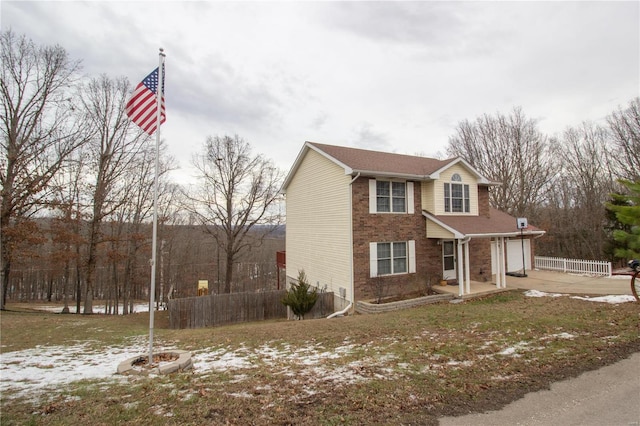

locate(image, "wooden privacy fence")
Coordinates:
168 289 334 329
534 256 612 277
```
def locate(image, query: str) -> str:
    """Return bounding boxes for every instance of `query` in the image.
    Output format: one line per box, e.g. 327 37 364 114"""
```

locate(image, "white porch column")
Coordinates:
500 237 507 288
457 239 464 296
464 240 471 294
495 238 502 288
502 237 507 288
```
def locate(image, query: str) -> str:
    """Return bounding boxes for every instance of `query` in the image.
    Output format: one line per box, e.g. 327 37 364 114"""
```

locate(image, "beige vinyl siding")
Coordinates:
285 149 352 298
421 180 436 213
426 219 455 239
433 164 479 215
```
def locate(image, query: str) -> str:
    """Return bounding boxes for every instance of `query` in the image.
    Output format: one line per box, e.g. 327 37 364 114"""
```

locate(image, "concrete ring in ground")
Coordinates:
117 350 192 375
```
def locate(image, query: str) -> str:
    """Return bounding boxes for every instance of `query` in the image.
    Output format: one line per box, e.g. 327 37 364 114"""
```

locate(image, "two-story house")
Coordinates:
282 142 544 312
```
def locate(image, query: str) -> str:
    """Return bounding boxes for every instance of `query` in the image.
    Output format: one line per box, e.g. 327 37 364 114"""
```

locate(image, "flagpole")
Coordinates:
148 47 165 364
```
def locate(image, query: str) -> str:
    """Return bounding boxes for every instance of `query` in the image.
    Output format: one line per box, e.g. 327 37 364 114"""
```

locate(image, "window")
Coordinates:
377 242 406 275
370 241 416 277
369 179 414 214
376 181 405 213
444 175 470 213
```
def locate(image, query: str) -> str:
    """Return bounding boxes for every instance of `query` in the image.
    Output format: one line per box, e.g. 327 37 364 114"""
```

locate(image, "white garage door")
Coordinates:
506 239 531 272
492 239 532 274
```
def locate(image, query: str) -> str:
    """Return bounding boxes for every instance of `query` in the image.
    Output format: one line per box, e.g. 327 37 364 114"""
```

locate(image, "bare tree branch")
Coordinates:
183 135 284 293
0 30 85 310
607 97 640 181
446 107 556 218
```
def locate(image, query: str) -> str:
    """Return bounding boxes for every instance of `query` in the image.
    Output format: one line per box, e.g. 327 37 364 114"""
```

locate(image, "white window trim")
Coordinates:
369 179 414 214
370 240 416 277
444 182 470 213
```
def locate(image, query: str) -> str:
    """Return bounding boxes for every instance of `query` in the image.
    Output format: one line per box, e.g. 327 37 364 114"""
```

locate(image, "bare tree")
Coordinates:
537 123 616 259
0 30 85 310
184 135 284 293
49 151 87 313
447 107 555 218
112 139 174 314
79 74 150 314
607 97 640 182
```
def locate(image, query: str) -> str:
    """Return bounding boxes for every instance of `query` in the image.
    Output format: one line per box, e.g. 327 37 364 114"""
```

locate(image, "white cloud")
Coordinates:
2 1 637 179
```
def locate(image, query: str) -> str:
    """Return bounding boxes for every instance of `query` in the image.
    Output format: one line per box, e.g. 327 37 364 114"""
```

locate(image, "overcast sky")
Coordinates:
2 1 638 183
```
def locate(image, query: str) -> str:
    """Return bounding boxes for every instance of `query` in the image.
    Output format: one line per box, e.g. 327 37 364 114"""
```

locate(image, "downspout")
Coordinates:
327 172 360 318
327 303 352 319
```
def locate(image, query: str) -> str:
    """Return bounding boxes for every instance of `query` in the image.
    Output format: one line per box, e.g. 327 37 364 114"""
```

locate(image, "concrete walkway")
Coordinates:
505 269 634 295
433 269 635 299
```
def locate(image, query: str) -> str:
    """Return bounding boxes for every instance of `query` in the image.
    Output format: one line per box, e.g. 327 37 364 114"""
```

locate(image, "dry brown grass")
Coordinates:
1 291 639 425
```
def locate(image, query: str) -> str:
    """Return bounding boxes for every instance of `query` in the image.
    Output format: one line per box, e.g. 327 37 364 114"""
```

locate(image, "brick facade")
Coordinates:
351 178 495 301
468 238 492 282
478 186 491 218
351 178 429 301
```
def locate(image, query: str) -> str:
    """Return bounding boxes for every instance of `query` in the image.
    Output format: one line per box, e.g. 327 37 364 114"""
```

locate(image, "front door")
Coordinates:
442 240 456 280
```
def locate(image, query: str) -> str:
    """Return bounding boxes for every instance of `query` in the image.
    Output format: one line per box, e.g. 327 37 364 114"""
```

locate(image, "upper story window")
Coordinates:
369 179 414 214
377 181 406 213
444 174 470 213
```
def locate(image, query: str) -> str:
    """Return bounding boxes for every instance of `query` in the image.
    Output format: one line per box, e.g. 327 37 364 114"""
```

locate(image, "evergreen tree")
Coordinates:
604 192 633 264
281 270 318 320
606 180 640 261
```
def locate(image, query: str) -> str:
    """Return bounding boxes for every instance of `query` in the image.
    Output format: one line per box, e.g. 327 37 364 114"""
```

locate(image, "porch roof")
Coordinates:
423 208 546 239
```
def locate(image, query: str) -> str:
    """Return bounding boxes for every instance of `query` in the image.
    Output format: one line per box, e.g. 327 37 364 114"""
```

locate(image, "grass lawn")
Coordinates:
1 291 638 425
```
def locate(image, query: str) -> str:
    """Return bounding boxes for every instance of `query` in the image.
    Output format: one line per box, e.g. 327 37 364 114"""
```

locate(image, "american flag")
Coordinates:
126 66 166 135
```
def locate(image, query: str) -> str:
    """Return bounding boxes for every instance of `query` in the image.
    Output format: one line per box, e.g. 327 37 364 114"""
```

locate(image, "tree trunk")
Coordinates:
83 222 98 314
61 259 70 314
1 257 9 310
224 249 233 293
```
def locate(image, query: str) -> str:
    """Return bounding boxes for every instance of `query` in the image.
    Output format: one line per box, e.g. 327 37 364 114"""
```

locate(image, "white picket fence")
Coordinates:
534 256 612 277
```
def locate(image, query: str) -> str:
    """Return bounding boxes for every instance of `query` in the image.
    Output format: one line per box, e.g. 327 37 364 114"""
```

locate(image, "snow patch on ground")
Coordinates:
524 290 635 304
546 332 576 340
498 341 530 357
570 295 637 304
0 336 167 400
1 339 377 402
524 289 564 298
